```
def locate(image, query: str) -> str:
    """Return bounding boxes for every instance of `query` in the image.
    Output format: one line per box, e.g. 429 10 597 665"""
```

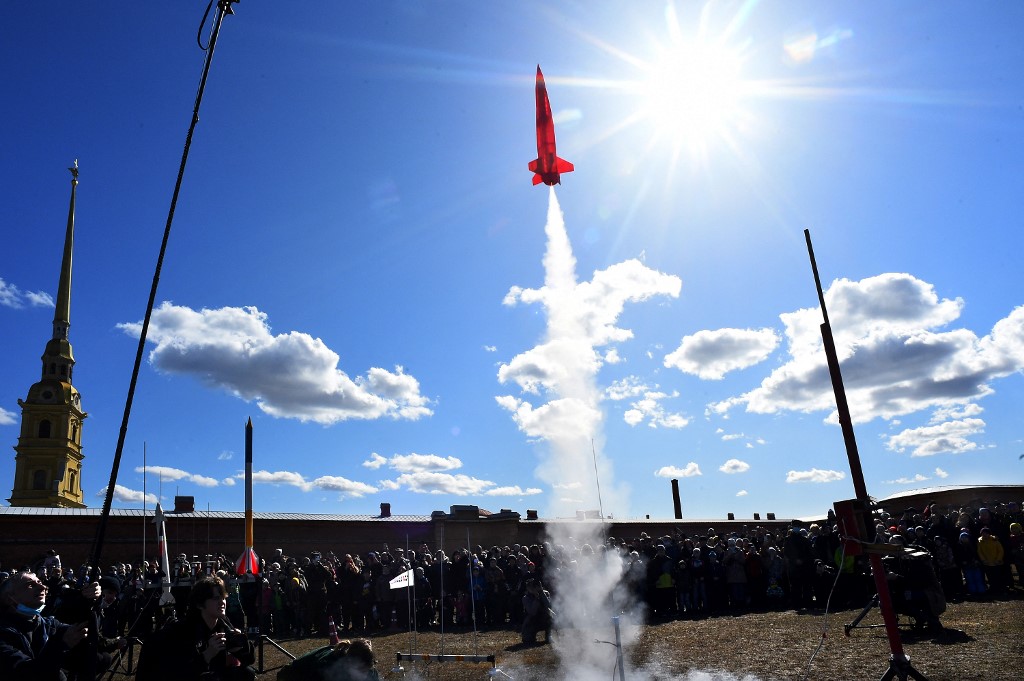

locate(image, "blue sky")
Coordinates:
2 1 1022 522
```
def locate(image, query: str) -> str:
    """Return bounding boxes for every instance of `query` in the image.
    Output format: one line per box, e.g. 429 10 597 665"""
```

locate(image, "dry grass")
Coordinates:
107 596 1022 679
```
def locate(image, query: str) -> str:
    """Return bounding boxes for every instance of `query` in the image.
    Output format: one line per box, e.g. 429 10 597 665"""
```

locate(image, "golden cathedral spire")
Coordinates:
51 160 78 344
8 162 87 508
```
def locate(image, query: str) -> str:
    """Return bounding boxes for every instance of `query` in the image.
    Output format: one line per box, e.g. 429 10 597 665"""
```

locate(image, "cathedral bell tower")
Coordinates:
8 162 87 508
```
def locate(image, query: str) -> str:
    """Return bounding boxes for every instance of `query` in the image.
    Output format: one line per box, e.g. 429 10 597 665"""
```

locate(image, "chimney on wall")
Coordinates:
380 502 391 518
671 479 682 519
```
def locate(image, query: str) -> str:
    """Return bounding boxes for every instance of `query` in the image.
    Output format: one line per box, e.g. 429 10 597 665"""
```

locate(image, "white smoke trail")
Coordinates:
498 187 687 680
535 188 619 517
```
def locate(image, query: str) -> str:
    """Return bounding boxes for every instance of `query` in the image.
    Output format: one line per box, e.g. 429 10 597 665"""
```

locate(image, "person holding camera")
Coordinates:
137 575 255 681
0 571 90 680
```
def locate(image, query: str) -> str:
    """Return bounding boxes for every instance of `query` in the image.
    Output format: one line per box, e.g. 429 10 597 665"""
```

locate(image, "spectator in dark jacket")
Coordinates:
136 575 255 681
0 571 90 681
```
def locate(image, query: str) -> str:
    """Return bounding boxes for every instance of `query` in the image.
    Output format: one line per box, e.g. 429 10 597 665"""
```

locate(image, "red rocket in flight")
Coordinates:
529 65 574 186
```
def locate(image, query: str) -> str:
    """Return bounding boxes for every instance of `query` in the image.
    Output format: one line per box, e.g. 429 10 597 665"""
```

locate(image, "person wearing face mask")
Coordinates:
0 571 90 680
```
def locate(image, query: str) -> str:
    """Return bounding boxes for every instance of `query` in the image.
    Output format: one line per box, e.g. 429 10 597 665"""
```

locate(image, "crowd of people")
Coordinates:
0 498 1020 678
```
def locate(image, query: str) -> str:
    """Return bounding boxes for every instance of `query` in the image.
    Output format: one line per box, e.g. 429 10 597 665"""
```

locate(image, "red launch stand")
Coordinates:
805 230 929 681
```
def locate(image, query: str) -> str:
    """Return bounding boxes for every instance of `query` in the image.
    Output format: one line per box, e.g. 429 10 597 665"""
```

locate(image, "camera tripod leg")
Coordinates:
845 594 880 636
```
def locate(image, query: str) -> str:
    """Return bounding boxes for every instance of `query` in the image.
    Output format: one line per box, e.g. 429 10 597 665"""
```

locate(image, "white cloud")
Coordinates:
0 277 54 309
886 418 986 457
483 345 497 352
622 391 690 429
624 409 644 426
363 451 535 499
929 403 983 424
387 453 462 473
708 277 1024 427
655 463 701 478
24 291 55 307
786 468 845 483
934 467 949 478
719 459 750 474
484 486 543 496
0 406 16 426
249 469 312 491
0 279 19 308
118 302 433 425
736 490 748 497
217 451 233 461
884 473 930 485
135 465 220 487
553 481 582 490
221 478 236 486
362 453 388 469
393 471 495 495
664 327 780 380
310 475 376 498
236 469 377 498
98 484 157 505
605 376 650 401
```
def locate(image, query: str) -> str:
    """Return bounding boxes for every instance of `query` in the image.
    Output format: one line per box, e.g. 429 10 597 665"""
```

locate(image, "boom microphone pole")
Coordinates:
89 0 241 580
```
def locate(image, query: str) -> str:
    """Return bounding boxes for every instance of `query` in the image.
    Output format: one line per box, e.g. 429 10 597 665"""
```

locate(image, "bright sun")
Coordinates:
639 40 746 151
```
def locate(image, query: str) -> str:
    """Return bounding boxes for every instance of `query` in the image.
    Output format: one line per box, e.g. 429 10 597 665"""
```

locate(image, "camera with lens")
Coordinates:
225 631 249 649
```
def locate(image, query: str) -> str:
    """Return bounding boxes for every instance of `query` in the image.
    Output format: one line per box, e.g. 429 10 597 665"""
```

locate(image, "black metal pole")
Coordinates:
89 0 239 579
671 478 682 519
803 229 929 680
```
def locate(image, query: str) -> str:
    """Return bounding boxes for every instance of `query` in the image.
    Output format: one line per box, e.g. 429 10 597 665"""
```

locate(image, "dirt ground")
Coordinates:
109 595 1023 680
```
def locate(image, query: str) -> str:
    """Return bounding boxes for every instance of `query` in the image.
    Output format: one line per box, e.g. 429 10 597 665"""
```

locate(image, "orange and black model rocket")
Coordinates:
529 65 574 186
235 417 259 575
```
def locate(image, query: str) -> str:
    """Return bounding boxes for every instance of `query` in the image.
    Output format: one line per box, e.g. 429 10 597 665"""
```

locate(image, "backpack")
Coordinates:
277 646 336 681
277 645 381 681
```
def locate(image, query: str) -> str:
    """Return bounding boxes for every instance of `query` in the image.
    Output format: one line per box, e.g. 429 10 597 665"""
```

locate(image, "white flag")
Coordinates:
389 568 414 590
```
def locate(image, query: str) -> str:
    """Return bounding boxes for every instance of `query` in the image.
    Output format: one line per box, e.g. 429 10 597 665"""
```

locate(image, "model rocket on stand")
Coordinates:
153 502 175 606
235 417 259 575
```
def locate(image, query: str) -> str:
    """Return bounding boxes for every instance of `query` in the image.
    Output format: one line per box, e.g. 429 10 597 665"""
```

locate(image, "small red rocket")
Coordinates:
235 417 259 575
529 65 574 186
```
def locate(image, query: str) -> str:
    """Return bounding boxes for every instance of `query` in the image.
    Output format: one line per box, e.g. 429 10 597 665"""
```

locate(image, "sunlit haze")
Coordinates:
1 2 1022 525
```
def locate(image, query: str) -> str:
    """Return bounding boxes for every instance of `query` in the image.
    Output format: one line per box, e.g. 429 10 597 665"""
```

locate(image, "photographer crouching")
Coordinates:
883 535 946 633
138 575 255 681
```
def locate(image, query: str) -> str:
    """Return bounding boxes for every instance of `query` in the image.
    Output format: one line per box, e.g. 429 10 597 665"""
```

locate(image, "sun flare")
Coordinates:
639 40 746 151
